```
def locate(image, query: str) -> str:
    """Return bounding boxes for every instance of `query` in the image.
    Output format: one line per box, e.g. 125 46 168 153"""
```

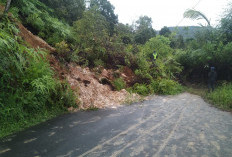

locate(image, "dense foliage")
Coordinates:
0 17 76 138
175 3 232 109
89 0 118 36
134 16 156 44
39 0 85 24
2 0 76 45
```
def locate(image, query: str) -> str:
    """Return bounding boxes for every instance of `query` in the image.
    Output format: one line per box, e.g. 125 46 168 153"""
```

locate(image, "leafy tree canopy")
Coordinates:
39 0 85 24
89 0 118 35
134 16 156 44
159 26 171 37
220 3 232 43
115 23 134 44
73 9 109 65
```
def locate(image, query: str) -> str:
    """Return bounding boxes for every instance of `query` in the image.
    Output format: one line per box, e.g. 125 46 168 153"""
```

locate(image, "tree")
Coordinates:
4 0 12 14
89 0 118 35
159 26 171 37
184 9 211 26
115 23 134 44
220 3 232 43
73 9 109 52
39 0 85 24
171 34 185 49
134 16 156 44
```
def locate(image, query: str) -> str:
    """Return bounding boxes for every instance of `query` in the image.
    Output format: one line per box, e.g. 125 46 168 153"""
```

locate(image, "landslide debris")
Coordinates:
66 64 139 110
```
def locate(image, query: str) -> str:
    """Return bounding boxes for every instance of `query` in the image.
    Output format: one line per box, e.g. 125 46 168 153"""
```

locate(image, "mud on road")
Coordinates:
0 93 232 157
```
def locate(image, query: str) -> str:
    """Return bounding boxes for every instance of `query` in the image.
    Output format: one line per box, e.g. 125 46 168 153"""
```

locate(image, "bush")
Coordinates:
134 36 182 83
113 78 126 91
94 59 105 67
55 41 71 62
207 83 232 111
150 79 183 95
132 83 151 96
0 18 77 138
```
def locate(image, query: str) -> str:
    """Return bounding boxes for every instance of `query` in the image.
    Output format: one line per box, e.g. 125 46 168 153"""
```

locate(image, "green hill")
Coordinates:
168 26 203 39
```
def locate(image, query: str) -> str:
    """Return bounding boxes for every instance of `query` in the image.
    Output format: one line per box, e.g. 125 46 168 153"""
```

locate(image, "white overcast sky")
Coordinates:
108 0 231 30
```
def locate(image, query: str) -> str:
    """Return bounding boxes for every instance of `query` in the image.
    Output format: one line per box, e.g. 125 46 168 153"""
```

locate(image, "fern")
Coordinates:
31 75 56 94
0 18 77 138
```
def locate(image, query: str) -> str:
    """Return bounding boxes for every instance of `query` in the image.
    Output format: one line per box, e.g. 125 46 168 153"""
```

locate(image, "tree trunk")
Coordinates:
4 0 12 14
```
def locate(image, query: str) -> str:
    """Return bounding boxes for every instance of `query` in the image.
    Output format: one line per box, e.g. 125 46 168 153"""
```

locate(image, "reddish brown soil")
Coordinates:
121 66 137 86
17 23 55 52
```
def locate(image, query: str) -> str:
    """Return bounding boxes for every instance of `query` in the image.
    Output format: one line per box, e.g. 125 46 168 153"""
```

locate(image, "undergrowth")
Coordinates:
7 0 76 45
186 82 232 111
0 17 77 138
113 78 126 91
206 83 232 111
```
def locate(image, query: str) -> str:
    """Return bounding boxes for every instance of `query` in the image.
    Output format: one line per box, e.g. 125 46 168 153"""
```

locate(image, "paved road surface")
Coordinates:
0 93 232 157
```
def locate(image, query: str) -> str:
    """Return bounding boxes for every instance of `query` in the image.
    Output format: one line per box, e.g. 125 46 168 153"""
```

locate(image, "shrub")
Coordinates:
132 83 151 96
26 13 45 31
207 83 232 111
134 36 182 83
55 41 71 62
150 79 183 95
113 78 126 91
94 59 105 67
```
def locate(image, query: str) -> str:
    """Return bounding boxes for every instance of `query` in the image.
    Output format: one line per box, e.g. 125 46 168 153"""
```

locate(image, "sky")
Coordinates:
108 0 231 30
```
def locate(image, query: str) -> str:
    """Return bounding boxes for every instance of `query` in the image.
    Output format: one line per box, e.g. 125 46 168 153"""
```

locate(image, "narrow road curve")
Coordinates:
0 93 232 157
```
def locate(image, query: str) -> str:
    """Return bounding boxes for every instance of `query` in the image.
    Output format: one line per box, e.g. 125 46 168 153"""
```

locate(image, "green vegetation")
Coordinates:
9 0 75 45
1 0 231 138
176 3 232 110
39 0 85 24
113 78 126 91
206 83 232 111
150 79 183 95
0 17 76 138
131 83 151 96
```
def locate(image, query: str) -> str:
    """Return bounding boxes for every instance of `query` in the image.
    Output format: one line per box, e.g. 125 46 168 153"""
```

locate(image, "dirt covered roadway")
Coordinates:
0 93 232 157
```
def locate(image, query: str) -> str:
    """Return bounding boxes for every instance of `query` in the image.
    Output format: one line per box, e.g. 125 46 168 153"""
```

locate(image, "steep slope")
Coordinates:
18 23 55 52
16 21 139 110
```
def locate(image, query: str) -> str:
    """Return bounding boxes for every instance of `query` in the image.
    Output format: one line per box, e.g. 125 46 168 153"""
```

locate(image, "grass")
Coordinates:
185 83 208 97
206 83 232 111
185 82 232 112
0 109 66 139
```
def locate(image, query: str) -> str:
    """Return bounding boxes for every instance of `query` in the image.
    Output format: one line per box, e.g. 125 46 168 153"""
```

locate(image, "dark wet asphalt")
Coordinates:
0 93 232 157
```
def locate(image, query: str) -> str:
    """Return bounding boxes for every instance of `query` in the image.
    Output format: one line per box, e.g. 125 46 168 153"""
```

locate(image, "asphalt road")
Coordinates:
0 93 232 157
